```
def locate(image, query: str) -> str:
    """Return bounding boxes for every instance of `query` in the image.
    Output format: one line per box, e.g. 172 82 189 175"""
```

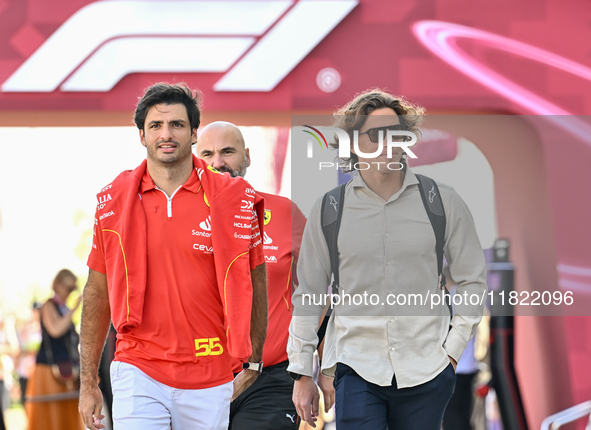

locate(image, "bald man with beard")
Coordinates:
197 122 334 430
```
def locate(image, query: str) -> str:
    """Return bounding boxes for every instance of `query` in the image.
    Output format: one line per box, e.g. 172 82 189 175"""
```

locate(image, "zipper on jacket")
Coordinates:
155 186 182 218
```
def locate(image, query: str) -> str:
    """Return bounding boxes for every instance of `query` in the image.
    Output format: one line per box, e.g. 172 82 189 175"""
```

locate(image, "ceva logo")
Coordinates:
1 0 357 93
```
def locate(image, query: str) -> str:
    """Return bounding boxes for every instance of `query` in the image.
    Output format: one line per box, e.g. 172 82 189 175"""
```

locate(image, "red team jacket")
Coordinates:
91 156 264 363
231 191 306 372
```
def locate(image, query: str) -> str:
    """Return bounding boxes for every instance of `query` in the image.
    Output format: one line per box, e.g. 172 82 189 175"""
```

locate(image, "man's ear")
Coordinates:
192 128 198 145
245 148 251 168
139 129 146 147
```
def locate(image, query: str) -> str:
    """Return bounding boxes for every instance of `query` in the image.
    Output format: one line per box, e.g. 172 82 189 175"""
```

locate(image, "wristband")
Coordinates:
242 361 263 374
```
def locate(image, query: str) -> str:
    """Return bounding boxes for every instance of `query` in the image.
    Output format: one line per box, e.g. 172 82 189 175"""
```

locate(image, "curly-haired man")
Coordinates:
288 89 487 429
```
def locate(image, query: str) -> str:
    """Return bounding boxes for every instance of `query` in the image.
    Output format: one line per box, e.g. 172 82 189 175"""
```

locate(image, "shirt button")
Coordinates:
391 346 396 351
389 319 395 323
387 261 391 266
385 233 389 237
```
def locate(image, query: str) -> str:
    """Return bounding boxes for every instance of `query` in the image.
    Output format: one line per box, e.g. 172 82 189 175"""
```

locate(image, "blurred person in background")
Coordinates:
0 207 11 430
26 269 84 430
0 308 20 430
197 122 334 429
16 305 42 407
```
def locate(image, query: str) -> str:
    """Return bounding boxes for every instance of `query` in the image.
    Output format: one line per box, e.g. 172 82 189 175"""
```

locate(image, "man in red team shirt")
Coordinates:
78 84 268 430
197 121 334 430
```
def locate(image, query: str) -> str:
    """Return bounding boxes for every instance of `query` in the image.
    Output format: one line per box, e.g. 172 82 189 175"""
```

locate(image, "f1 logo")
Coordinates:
1 0 357 93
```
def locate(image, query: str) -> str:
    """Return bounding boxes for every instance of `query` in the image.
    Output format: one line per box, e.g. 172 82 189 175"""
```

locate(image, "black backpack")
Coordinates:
316 174 450 347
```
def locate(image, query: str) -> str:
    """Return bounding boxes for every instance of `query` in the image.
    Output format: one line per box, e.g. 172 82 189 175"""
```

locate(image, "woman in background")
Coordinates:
26 269 84 430
0 308 20 430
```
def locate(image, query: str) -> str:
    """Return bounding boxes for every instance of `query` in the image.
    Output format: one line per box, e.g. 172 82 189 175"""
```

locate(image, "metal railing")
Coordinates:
540 400 591 430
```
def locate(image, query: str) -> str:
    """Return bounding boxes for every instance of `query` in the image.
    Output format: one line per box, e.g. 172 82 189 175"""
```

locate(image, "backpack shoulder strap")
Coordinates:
415 174 452 317
321 183 347 290
317 182 347 347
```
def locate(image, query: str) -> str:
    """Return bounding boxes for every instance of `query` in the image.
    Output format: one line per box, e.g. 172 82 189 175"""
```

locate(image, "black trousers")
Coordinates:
442 372 478 430
230 360 298 430
0 380 5 430
334 362 456 430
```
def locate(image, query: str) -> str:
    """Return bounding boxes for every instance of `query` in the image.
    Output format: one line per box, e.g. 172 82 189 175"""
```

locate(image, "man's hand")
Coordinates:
234 263 266 402
78 269 110 429
232 369 259 401
78 384 105 430
293 376 320 428
448 355 457 372
317 372 335 413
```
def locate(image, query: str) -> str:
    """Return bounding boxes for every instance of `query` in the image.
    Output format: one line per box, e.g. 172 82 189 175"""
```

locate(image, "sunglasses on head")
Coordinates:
359 124 410 143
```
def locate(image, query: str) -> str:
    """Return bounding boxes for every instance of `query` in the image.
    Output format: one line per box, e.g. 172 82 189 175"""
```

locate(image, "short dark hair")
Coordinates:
134 83 202 131
331 88 425 172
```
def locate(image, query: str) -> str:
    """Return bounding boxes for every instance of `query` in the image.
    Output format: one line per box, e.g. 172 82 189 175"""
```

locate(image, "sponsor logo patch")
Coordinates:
98 194 112 204
241 200 254 212
199 215 212 231
193 243 213 254
99 211 114 221
264 209 271 225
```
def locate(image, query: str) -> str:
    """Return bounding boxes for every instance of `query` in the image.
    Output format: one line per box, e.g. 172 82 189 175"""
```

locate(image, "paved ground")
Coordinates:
3 405 337 430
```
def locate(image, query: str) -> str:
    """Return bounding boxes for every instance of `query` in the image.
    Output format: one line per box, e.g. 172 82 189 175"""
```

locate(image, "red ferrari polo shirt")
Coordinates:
88 168 264 389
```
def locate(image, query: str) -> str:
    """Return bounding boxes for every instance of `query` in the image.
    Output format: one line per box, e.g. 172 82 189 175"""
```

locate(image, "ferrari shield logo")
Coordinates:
264 209 272 225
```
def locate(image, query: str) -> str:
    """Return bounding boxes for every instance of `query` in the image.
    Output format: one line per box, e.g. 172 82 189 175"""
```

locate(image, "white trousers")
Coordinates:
110 361 232 430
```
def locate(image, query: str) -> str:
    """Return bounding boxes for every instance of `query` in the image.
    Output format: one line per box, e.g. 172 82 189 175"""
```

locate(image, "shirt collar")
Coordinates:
403 168 420 188
182 169 202 193
140 167 202 194
351 167 419 189
140 169 156 193
351 167 420 201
